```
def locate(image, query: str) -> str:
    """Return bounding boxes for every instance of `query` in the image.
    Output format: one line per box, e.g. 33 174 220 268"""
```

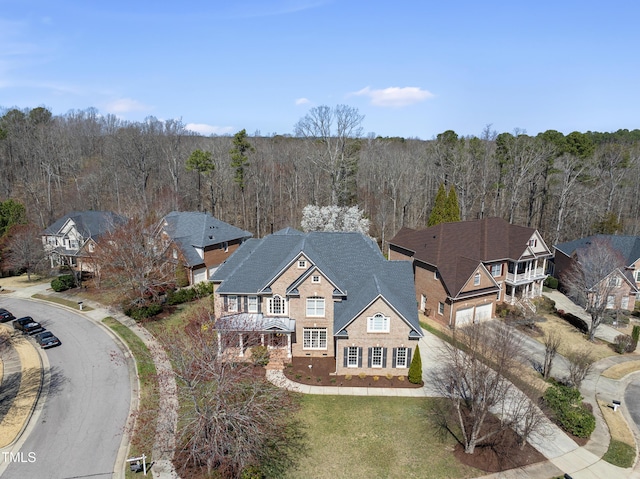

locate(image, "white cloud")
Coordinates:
105 98 150 114
352 86 434 107
186 123 234 136
295 97 310 105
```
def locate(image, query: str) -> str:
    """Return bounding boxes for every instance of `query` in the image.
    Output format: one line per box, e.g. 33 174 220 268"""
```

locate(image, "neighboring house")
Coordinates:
554 235 640 311
158 211 252 285
388 217 552 328
211 228 423 376
42 211 127 272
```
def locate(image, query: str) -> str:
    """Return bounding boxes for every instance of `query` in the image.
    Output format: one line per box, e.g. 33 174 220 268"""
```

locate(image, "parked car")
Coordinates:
35 331 61 349
13 316 45 335
0 308 15 322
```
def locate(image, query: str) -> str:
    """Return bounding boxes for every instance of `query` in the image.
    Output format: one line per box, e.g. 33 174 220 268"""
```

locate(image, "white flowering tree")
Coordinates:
300 205 370 235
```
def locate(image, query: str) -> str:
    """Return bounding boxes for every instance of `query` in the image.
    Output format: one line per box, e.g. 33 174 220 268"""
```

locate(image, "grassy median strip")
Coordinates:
102 317 159 478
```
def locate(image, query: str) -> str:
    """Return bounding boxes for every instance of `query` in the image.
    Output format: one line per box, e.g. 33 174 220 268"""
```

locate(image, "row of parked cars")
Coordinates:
0 307 62 349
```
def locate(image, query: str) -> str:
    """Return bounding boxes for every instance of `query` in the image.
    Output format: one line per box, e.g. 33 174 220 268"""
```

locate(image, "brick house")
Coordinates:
211 228 423 376
42 210 127 272
554 235 639 311
387 217 552 328
157 211 252 285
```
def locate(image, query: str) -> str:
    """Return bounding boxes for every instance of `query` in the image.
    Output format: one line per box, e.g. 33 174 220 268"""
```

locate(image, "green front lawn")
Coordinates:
286 395 480 479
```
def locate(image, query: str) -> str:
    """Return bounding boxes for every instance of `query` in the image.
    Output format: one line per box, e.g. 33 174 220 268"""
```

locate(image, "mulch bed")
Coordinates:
282 356 423 388
452 414 547 472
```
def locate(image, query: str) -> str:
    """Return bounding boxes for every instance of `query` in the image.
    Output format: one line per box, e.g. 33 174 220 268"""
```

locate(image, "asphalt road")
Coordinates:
624 378 640 432
0 297 131 479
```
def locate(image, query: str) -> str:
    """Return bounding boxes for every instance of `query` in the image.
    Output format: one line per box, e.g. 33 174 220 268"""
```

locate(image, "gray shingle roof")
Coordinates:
161 211 253 267
213 230 422 337
555 235 640 266
44 211 127 238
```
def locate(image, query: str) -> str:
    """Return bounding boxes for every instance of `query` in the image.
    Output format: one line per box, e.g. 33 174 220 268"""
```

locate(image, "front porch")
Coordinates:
215 312 295 359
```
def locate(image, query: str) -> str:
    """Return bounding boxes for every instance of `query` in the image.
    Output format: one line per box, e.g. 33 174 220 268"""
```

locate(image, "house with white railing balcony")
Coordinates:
388 217 553 328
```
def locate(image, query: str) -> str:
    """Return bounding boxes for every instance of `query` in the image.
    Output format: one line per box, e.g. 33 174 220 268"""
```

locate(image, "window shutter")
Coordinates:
367 347 372 368
382 348 387 368
343 347 348 367
223 296 228 311
257 297 262 313
392 348 397 368
358 347 363 368
243 296 248 312
407 348 413 366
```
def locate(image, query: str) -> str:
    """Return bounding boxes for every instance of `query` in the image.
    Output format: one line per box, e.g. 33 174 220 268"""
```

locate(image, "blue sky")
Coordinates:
1 0 639 139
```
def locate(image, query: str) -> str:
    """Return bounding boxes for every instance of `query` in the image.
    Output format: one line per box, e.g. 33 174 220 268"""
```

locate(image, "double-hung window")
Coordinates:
491 264 501 277
247 296 258 313
474 272 481 286
303 328 327 349
371 346 383 368
395 347 408 368
346 346 360 367
306 297 325 317
228 295 238 312
367 313 389 332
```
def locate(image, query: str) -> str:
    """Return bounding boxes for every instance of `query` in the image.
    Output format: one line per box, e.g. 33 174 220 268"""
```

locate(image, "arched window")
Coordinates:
268 294 286 315
367 313 390 332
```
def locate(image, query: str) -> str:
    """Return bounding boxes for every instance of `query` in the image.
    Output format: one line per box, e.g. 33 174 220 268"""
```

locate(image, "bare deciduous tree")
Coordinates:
161 308 305 478
2 223 46 280
561 237 627 341
542 330 562 380
565 346 595 388
431 322 545 454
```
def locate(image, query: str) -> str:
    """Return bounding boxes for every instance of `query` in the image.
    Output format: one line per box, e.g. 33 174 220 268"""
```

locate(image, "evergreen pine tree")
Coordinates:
408 344 423 384
427 184 448 226
446 185 461 222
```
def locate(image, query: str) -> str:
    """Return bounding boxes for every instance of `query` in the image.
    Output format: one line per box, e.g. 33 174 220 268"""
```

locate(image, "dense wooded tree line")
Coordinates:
1 105 639 247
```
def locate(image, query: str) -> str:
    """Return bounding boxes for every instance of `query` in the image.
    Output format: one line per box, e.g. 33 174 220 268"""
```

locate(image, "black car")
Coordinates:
0 308 15 322
35 331 61 349
13 316 45 335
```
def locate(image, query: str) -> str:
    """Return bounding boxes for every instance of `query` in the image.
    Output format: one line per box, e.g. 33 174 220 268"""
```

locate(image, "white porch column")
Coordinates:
287 333 292 358
260 333 265 346
217 331 222 357
238 333 244 357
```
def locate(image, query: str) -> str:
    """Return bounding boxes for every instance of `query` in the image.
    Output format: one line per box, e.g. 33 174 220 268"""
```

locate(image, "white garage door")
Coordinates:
474 304 492 322
192 267 207 284
455 307 474 327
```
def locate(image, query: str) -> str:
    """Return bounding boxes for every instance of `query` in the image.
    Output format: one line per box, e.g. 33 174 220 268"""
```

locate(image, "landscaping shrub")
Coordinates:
495 303 524 320
532 295 556 314
544 276 559 290
557 310 589 334
613 334 634 354
632 325 640 350
408 344 422 384
543 383 595 438
250 345 270 366
175 265 190 288
166 282 213 305
125 303 163 321
51 274 76 292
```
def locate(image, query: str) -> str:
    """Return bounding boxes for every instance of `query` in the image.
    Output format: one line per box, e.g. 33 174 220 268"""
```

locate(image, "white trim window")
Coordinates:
367 313 390 333
635 270 640 282
347 346 360 368
311 274 321 284
298 259 307 269
228 295 238 312
268 295 287 315
303 328 327 349
622 296 630 310
420 294 426 311
491 264 501 277
606 295 615 309
306 297 325 317
474 272 481 286
248 296 258 313
395 347 408 368
371 346 383 368
438 302 445 315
